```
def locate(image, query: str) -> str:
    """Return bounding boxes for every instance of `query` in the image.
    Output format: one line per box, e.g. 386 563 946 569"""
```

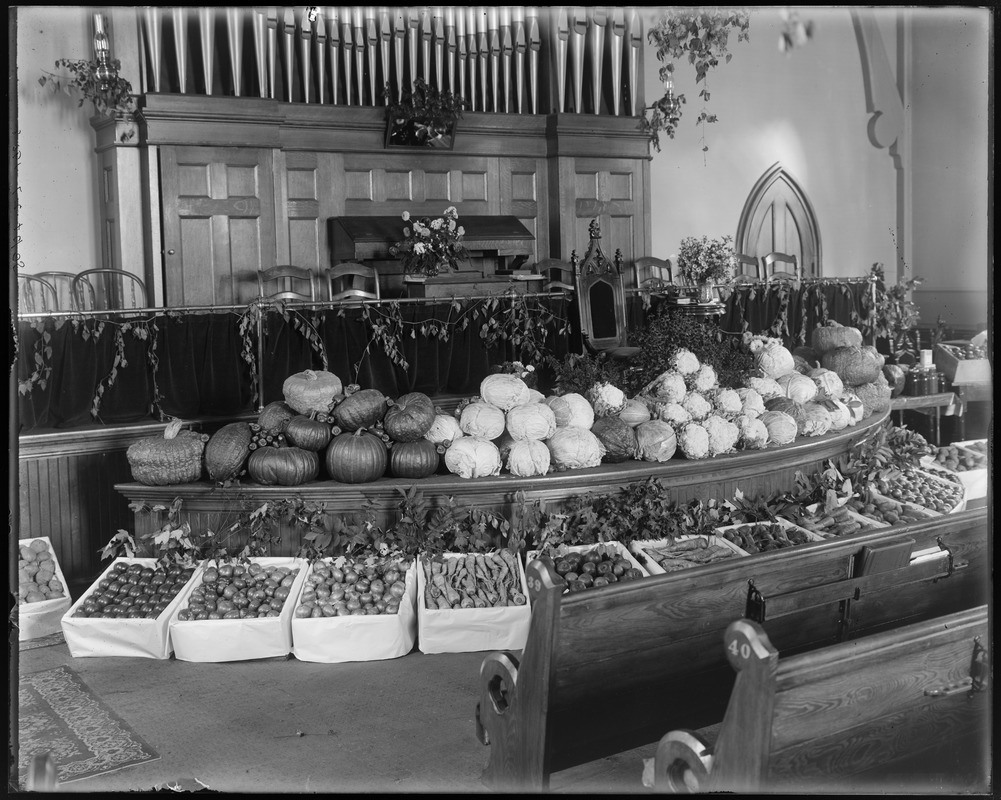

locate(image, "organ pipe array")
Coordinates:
137 6 644 115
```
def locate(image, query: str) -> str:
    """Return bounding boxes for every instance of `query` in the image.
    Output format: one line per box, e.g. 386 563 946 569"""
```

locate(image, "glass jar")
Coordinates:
927 370 940 394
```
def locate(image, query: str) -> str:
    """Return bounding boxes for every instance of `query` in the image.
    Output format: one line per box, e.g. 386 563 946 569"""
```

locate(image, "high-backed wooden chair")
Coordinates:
36 271 81 311
573 219 640 360
72 268 148 310
534 258 576 293
762 252 800 284
733 253 762 284
18 274 60 314
325 262 381 302
633 256 675 293
257 265 317 302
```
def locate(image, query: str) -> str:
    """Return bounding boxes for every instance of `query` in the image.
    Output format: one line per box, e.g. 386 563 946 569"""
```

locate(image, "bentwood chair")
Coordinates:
257 265 317 302
72 268 148 311
325 262 381 302
633 256 675 293
36 271 81 311
534 258 576 293
733 254 763 284
18 274 60 314
762 252 800 284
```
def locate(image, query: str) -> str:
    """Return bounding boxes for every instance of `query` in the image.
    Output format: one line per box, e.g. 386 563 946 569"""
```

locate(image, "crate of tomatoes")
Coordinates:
291 554 418 663
18 537 72 641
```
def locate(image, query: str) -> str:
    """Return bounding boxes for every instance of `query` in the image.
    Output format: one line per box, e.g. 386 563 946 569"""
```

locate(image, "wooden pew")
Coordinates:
474 507 988 791
654 604 990 793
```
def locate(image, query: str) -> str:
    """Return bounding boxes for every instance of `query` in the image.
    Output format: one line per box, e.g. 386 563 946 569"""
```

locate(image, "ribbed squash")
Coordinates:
325 429 388 483
284 415 332 451
389 438 440 479
811 321 863 354
332 389 389 432
383 392 436 442
821 345 882 386
246 445 320 486
204 422 253 482
282 369 343 415
257 401 296 434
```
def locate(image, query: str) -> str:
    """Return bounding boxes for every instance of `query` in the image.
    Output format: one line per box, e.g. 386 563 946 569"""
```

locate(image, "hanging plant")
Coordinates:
385 77 465 148
641 8 751 154
39 58 139 142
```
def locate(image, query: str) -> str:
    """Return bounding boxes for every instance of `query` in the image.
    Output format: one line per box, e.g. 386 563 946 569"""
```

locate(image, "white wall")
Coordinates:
15 6 102 275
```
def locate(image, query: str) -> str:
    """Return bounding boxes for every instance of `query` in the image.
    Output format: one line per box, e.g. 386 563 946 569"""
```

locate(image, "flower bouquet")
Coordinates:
390 207 469 278
676 234 736 303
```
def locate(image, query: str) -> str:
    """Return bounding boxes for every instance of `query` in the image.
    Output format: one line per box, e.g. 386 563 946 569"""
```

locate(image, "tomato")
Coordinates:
273 585 291 603
202 569 218 584
218 564 234 579
294 603 313 619
383 569 400 585
343 570 359 584
216 598 236 614
389 581 407 599
177 608 192 621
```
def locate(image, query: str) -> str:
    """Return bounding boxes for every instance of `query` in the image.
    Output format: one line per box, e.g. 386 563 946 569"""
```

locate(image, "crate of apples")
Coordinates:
62 558 200 658
531 542 648 592
292 555 418 663
169 558 307 662
18 537 71 641
875 468 966 514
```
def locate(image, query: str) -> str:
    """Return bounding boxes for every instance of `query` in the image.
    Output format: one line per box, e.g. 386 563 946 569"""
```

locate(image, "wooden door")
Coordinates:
160 146 277 306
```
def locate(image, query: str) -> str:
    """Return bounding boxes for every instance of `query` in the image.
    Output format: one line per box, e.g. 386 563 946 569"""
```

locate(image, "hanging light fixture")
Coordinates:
93 13 117 92
658 73 681 119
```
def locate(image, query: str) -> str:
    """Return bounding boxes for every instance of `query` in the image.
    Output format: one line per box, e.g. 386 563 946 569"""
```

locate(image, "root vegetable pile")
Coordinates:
718 522 812 553
847 495 934 525
423 550 527 609
550 544 645 592
642 537 738 571
295 556 410 618
18 539 66 605
72 562 195 618
785 505 874 539
177 562 300 621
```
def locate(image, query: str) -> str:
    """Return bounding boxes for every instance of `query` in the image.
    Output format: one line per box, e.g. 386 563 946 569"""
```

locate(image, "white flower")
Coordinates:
457 226 465 236
414 241 427 254
403 227 411 238
402 211 411 221
431 218 443 230
444 206 458 219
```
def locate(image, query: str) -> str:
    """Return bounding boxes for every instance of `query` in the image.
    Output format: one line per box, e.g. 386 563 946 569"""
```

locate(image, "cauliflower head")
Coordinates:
677 422 711 459
640 370 688 404
703 415 740 456
681 391 713 422
670 348 701 376
654 401 692 428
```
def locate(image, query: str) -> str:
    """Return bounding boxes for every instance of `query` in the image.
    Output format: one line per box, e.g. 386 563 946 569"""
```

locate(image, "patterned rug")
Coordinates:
20 631 66 651
18 665 160 785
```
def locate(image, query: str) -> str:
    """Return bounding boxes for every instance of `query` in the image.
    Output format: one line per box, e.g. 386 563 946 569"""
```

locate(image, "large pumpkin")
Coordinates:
257 401 296 434
383 392 436 442
282 369 343 415
284 415 332 451
389 438 440 479
204 422 253 482
246 445 320 486
332 389 389 432
325 429 388 483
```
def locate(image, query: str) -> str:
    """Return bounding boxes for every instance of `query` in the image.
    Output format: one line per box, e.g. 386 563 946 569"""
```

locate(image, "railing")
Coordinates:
135 6 645 116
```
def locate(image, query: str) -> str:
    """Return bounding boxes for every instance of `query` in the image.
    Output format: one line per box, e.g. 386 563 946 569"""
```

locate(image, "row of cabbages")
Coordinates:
433 323 891 477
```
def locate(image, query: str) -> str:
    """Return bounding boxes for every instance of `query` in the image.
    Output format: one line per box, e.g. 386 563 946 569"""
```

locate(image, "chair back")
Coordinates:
72 269 148 311
762 252 800 284
733 254 762 284
257 265 317 302
534 258 575 293
326 262 381 302
633 256 674 292
18 274 60 314
36 271 81 310
573 220 630 352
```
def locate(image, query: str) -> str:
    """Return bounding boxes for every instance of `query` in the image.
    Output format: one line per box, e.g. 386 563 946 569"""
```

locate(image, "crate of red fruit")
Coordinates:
874 468 966 515
291 555 417 663
62 558 199 658
714 518 823 554
18 537 72 641
169 557 307 662
847 493 937 526
629 535 746 574
417 550 531 654
529 541 648 591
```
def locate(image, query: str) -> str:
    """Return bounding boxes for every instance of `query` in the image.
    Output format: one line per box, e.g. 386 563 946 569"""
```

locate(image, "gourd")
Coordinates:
332 389 389 432
284 415 332 451
383 392 436 442
759 410 798 445
389 438 440 479
618 398 652 428
479 374 531 411
246 445 320 486
820 345 882 386
282 369 343 415
854 375 892 417
204 422 253 482
590 416 638 463
862 345 886 369
126 419 208 486
325 429 388 483
257 401 296 434
506 439 551 477
811 321 863 354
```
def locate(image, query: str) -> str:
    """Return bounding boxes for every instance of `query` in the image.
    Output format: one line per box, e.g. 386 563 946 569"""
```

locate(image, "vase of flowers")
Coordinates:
390 206 469 279
676 234 736 302
385 78 465 149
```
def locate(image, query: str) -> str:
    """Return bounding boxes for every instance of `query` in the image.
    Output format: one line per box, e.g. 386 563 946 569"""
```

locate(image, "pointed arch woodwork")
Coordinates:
736 163 822 278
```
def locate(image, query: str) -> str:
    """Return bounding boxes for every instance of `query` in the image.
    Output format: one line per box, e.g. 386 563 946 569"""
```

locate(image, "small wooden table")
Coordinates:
889 392 958 445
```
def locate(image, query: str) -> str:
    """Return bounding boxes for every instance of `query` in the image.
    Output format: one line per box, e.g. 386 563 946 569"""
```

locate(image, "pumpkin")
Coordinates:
257 400 296 434
759 410 798 445
820 345 882 386
792 345 820 367
204 422 253 482
389 438 440 479
506 439 551 477
325 429 388 483
811 321 863 354
480 374 532 411
883 364 907 397
333 388 389 432
247 445 320 486
861 345 886 369
284 415 332 451
618 398 652 428
126 419 208 486
854 377 892 417
383 392 436 442
282 369 343 415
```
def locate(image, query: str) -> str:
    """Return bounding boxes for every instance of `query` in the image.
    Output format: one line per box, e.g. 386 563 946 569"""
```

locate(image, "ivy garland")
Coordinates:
17 319 57 396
